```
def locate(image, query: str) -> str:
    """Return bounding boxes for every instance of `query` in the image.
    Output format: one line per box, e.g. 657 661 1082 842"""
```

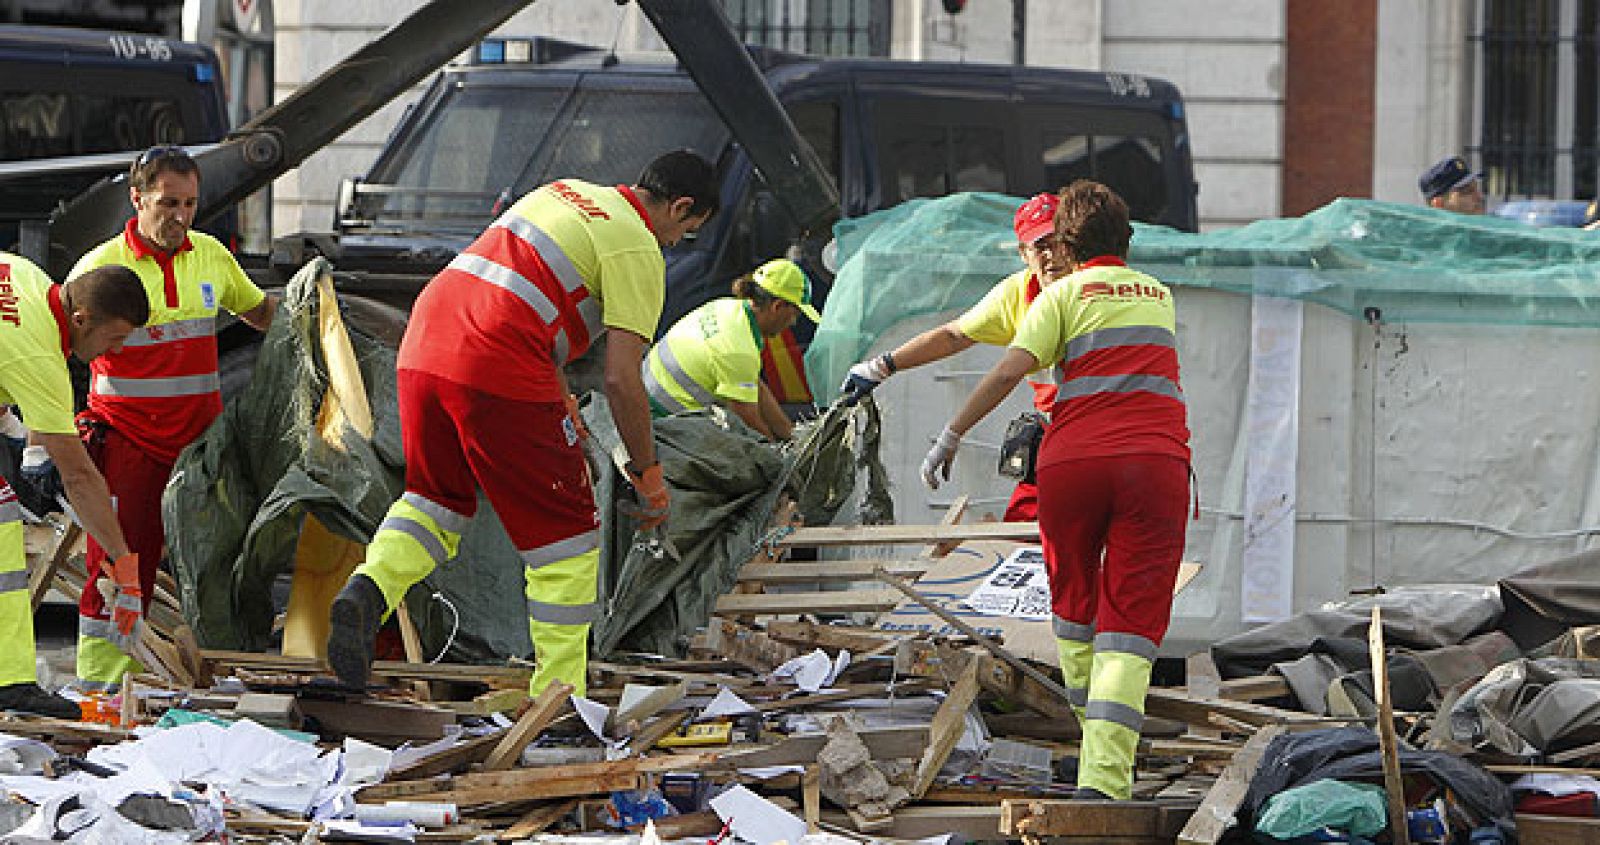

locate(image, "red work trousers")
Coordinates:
397 370 597 549
1035 455 1189 645
80 422 171 620
1003 481 1038 522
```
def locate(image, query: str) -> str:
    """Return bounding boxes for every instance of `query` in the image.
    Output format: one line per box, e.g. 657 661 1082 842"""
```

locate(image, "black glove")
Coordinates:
839 353 895 407
16 445 64 519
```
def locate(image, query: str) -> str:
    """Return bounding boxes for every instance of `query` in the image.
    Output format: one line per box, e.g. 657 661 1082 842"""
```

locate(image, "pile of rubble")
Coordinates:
4 505 1600 844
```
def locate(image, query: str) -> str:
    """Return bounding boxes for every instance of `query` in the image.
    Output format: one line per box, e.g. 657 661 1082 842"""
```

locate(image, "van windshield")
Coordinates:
365 80 728 237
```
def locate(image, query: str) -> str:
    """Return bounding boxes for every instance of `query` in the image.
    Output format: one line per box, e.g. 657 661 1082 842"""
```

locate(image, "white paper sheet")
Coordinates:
709 784 807 845
700 686 757 718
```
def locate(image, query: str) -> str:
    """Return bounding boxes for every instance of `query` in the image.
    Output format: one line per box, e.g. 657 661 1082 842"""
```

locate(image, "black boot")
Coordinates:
1072 787 1116 801
327 574 385 690
0 682 80 719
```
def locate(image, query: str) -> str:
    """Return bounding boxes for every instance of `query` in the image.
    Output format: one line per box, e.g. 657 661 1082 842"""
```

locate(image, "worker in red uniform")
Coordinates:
0 255 147 717
60 146 275 691
921 181 1190 800
327 150 720 698
838 193 1070 520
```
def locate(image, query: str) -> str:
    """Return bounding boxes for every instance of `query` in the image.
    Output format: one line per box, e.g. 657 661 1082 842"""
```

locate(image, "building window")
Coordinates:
720 0 891 58
1474 0 1600 200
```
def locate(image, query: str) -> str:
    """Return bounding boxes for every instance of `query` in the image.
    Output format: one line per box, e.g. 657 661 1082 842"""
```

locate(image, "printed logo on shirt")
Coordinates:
736 382 757 391
0 264 18 326
1079 279 1168 302
562 416 578 447
200 282 217 310
550 181 611 221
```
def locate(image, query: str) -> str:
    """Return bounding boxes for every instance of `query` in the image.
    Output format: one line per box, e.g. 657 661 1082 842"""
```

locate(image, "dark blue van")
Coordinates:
0 25 230 254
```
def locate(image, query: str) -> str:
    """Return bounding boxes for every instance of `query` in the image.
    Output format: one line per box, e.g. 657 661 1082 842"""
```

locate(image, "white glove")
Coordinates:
921 426 962 489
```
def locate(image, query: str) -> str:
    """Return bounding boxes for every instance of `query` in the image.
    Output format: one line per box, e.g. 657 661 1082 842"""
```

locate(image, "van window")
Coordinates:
1038 127 1170 222
789 99 840 188
1 91 187 159
873 99 1011 203
532 88 727 190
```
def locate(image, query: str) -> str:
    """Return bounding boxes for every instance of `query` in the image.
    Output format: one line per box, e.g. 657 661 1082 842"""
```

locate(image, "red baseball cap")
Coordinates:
1013 193 1058 244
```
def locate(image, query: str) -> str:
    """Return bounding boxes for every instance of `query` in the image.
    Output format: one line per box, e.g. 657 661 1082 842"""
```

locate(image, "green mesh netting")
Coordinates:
806 193 1600 402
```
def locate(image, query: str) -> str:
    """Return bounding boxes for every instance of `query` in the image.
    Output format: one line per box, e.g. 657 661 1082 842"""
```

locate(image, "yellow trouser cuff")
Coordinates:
356 498 465 613
75 631 142 689
524 546 599 698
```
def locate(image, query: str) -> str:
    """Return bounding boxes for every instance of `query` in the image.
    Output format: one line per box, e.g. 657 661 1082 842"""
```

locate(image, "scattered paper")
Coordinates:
341 738 392 787
320 818 418 842
771 649 846 692
737 765 807 779
710 784 807 845
0 733 56 775
961 546 1051 619
388 730 460 772
700 687 757 719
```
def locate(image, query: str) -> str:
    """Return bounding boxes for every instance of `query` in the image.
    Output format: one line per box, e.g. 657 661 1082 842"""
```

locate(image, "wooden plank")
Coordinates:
395 601 433 701
764 621 903 653
820 806 1002 840
484 682 573 771
199 649 532 685
701 619 798 673
911 658 982 799
611 682 686 735
386 732 506 781
779 522 1040 548
1516 814 1600 845
1144 688 1317 730
1001 799 1195 838
357 753 718 807
1176 724 1285 844
1218 674 1291 703
924 493 971 557
624 710 691 755
1370 607 1412 845
713 589 902 615
736 559 932 584
497 800 576 841
803 765 821 834
748 681 931 714
297 697 456 744
899 640 1074 722
716 726 929 769
29 523 81 611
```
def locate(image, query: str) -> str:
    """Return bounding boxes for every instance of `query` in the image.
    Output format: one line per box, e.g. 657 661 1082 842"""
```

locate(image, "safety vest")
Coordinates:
1020 258 1190 466
397 180 664 403
642 297 763 415
0 253 76 437
71 220 264 462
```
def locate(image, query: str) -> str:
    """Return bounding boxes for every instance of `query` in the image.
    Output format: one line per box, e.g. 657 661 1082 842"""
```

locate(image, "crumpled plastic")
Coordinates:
1255 779 1389 840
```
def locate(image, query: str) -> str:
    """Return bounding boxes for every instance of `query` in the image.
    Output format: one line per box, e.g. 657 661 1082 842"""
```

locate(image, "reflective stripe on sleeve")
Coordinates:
92 372 221 398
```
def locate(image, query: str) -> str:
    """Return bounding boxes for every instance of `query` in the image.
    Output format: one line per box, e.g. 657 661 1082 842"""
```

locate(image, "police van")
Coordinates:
325 41 1199 401
0 25 230 256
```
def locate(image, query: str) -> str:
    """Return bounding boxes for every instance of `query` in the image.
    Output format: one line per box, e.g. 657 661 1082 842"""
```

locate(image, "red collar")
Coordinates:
122 217 193 260
1079 255 1127 270
1024 272 1042 304
616 185 657 235
47 284 71 357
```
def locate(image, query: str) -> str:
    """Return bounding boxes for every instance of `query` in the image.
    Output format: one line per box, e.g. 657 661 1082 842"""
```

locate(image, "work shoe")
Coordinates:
327 574 385 690
1072 787 1116 801
0 682 80 719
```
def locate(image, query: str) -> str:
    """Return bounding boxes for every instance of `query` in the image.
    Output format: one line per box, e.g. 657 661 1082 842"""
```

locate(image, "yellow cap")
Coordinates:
752 258 821 322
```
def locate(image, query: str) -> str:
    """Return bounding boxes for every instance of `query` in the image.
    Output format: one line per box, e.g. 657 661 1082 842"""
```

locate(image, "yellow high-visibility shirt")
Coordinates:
956 269 1038 346
642 297 763 415
0 253 76 436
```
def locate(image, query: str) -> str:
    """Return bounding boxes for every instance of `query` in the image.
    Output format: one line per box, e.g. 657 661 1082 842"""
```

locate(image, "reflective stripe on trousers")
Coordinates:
642 340 719 414
75 616 141 690
353 494 470 615
1078 630 1158 800
92 372 222 398
525 540 600 698
0 492 32 686
1053 616 1094 710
